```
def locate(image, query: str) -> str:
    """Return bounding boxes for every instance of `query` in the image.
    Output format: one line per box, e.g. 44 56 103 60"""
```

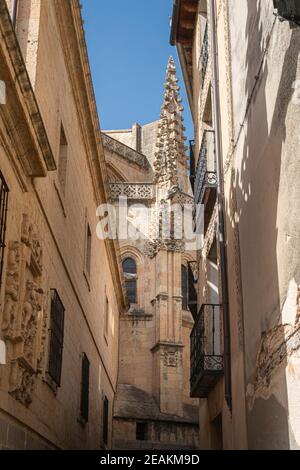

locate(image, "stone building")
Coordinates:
103 57 199 450
0 0 126 449
171 0 300 450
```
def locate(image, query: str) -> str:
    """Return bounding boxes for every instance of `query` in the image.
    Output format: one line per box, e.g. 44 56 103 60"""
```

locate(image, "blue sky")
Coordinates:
81 0 193 141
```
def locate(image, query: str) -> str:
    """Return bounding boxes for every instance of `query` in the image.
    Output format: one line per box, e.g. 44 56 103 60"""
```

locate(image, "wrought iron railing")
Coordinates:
190 303 223 397
189 140 195 192
0 171 9 288
201 24 209 85
273 0 300 25
194 131 217 205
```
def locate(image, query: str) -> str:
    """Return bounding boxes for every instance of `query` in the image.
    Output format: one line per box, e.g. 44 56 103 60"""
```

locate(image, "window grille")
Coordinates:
48 289 65 386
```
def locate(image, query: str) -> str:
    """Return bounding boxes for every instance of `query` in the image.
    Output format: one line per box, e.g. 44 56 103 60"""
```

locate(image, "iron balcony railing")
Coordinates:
201 24 209 85
273 0 300 25
194 131 217 206
190 303 223 398
0 171 9 288
189 140 195 193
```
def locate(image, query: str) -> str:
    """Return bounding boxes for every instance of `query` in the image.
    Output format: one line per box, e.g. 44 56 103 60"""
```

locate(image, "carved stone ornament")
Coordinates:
1 213 45 406
162 348 182 368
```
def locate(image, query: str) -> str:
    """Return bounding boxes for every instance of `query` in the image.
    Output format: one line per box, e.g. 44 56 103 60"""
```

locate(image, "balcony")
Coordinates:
189 140 195 193
190 304 223 398
201 24 209 86
273 1 300 26
194 131 217 233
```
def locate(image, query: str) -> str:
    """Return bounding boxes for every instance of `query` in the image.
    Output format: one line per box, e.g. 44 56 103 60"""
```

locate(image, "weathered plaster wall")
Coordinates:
227 0 300 449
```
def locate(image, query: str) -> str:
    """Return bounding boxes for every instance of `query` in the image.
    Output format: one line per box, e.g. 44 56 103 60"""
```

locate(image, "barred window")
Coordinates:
80 353 90 422
122 258 137 304
48 289 65 386
103 396 109 445
0 172 9 288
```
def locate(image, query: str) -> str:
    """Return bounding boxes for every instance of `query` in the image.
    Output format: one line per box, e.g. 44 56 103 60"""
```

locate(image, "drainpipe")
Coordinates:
209 0 232 412
12 0 18 28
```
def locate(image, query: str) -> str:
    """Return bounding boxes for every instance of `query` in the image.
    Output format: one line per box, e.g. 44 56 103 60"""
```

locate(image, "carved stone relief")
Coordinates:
1 213 45 406
161 348 183 368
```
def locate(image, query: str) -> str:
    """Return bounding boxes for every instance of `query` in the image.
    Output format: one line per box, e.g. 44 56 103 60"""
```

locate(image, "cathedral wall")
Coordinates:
141 121 159 168
118 314 154 395
105 129 135 150
113 418 199 450
106 151 151 183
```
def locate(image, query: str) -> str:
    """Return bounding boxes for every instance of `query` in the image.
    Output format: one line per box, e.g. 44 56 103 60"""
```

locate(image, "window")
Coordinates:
85 223 92 276
102 396 109 445
0 172 9 288
187 263 198 319
48 289 65 386
122 258 137 304
80 353 90 422
136 422 148 441
181 265 188 310
58 125 68 193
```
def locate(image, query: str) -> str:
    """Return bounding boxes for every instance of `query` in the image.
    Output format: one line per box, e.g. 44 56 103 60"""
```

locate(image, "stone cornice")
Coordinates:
0 0 56 178
151 341 184 353
53 0 126 312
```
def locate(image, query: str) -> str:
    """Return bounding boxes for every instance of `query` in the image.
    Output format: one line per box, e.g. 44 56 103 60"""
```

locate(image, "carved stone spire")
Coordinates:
153 56 187 187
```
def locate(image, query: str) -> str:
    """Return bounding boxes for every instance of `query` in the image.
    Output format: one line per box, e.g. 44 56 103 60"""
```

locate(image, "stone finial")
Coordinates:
153 56 188 185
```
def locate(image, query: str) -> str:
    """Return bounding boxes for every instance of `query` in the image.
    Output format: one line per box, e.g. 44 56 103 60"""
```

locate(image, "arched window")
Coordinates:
122 258 137 304
181 265 188 310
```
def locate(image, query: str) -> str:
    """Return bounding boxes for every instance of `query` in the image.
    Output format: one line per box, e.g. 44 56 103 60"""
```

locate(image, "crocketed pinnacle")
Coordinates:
153 56 187 186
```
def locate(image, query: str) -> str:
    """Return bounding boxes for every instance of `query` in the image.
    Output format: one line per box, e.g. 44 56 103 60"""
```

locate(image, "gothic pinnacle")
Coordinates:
153 56 187 185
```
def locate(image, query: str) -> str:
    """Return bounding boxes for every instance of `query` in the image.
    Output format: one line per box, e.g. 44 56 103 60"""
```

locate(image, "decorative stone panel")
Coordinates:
109 183 155 200
1 213 45 406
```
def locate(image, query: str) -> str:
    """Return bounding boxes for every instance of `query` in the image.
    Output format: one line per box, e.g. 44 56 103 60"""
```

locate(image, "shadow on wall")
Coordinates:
226 0 300 449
